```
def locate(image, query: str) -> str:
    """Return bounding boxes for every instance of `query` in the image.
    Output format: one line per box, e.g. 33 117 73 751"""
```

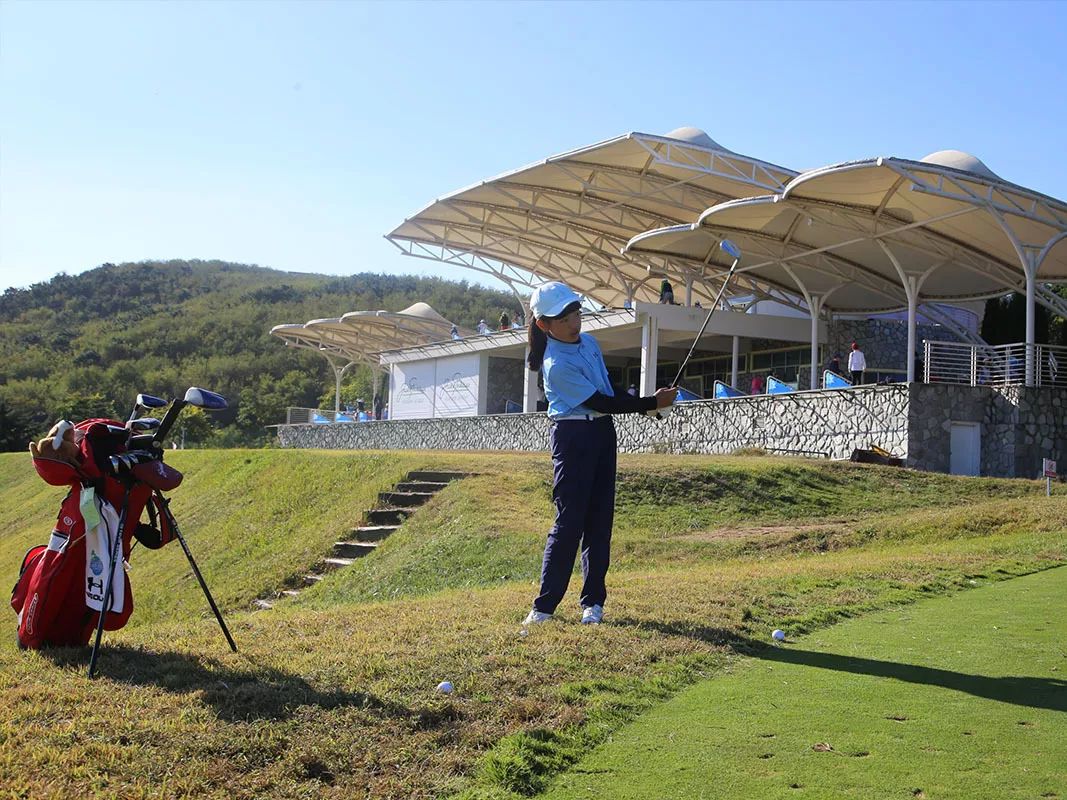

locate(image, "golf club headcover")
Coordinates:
130 458 183 491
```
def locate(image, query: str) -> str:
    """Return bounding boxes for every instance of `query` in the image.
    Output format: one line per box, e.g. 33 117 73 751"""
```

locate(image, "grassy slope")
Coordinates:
542 565 1067 800
0 451 1065 799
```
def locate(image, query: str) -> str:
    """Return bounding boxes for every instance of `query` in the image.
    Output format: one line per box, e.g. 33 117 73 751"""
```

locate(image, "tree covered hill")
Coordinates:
0 260 520 450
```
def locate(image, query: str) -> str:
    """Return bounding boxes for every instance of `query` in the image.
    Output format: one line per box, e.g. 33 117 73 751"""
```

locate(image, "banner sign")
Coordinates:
1043 458 1057 478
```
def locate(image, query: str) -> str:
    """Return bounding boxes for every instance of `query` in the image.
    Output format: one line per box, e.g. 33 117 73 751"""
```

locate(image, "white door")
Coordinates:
949 422 981 476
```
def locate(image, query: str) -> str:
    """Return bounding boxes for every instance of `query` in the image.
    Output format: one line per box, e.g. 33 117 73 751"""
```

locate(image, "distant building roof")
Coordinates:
271 303 463 366
387 127 797 309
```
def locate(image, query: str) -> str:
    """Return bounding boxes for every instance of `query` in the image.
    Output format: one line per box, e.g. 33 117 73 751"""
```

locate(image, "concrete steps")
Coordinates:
366 508 411 526
252 470 471 611
333 540 380 558
348 524 399 541
378 491 435 508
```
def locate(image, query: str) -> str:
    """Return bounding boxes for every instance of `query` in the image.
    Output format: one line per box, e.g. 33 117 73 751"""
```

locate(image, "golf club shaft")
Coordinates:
156 493 238 653
153 400 187 446
670 256 742 388
87 486 131 679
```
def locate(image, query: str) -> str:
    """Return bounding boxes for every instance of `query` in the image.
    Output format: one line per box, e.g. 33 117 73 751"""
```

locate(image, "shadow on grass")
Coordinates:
620 619 1067 714
40 645 407 723
755 644 1067 713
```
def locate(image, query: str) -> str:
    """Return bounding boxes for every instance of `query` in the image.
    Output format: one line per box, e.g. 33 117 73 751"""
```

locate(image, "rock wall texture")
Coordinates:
907 384 1066 478
279 385 910 461
278 383 1066 478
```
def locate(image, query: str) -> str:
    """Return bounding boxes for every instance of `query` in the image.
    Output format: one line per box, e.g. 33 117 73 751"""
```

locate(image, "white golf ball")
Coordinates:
772 629 786 642
436 680 453 694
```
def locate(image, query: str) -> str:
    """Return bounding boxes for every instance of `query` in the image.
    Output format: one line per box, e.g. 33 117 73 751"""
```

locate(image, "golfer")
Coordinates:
523 282 676 626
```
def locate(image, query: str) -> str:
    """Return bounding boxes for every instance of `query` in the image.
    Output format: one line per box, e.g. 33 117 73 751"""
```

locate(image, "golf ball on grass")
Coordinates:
436 681 453 694
772 629 786 642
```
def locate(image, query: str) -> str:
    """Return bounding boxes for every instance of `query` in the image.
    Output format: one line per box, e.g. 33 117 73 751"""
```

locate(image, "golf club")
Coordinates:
153 387 228 445
127 393 168 426
671 239 744 388
645 240 743 421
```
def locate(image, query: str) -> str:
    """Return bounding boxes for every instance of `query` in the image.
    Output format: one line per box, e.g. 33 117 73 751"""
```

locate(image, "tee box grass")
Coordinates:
542 566 1067 800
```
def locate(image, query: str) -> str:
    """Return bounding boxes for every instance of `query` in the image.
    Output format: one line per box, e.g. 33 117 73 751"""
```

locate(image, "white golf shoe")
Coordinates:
581 604 604 625
523 609 553 625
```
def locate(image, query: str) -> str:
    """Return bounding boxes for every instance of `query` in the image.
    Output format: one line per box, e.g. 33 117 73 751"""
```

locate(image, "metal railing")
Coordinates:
923 341 1066 388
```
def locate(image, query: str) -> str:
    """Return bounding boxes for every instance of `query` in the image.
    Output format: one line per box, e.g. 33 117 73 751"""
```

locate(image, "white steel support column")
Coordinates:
731 335 740 387
523 349 539 413
876 240 925 383
1025 258 1036 386
326 357 356 414
685 276 694 306
906 280 919 382
808 296 822 390
640 314 659 396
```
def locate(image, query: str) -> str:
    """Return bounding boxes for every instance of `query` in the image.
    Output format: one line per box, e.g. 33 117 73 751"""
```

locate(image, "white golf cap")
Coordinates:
530 282 581 319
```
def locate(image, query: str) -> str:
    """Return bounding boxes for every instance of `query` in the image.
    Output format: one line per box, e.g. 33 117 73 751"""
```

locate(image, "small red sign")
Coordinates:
1043 459 1057 478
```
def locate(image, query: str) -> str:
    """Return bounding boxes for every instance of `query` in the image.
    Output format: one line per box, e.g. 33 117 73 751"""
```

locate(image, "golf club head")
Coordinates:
184 387 228 411
128 417 161 432
136 393 168 410
720 239 742 260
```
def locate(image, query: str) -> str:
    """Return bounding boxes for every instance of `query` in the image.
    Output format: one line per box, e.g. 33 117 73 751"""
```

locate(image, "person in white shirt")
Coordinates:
848 342 867 385
477 319 491 335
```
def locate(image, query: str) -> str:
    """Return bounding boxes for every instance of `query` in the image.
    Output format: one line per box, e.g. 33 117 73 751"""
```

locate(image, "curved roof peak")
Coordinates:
664 126 726 151
919 149 1000 180
397 301 452 324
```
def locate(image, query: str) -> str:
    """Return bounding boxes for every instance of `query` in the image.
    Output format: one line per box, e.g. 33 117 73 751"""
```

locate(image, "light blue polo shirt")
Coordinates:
542 333 614 418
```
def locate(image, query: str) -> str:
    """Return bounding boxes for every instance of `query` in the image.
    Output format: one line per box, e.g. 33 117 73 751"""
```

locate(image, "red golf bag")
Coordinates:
11 418 176 649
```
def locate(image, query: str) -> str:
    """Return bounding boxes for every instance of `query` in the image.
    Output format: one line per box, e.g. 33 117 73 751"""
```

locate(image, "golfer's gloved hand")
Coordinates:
654 387 678 409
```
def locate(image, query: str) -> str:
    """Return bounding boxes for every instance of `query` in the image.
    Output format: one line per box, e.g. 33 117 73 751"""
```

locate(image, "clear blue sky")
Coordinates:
2 0 1065 293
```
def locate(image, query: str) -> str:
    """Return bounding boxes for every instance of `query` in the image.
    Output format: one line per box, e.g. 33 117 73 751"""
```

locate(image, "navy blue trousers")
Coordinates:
533 416 617 613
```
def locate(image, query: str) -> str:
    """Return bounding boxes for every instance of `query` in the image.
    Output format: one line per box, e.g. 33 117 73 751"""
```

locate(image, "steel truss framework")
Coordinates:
627 155 1067 383
270 307 459 412
387 130 798 311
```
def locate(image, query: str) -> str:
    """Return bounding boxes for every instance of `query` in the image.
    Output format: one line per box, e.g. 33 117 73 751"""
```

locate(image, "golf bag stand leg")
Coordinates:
155 491 238 653
88 485 132 679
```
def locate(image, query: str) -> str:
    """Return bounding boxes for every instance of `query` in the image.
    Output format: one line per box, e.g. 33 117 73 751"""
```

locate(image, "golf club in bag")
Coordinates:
11 388 237 677
648 239 743 419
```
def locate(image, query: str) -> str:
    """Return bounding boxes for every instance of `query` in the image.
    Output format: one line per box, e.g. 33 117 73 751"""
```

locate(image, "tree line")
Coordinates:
0 260 522 451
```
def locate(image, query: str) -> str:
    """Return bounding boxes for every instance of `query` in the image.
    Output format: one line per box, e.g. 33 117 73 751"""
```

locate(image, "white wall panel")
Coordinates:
434 353 482 417
390 361 437 419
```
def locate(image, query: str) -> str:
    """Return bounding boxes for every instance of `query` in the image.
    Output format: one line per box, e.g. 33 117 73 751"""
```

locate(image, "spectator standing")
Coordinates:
477 319 491 335
848 342 867 385
659 278 675 305
450 324 461 340
750 374 765 394
373 393 384 421
627 384 637 397
499 311 511 331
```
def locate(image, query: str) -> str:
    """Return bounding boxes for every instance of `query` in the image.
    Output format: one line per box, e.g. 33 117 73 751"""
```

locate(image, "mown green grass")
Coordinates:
0 450 1065 799
541 565 1067 800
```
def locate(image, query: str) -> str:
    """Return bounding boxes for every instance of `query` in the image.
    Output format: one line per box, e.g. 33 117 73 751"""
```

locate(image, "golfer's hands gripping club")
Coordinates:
646 386 678 419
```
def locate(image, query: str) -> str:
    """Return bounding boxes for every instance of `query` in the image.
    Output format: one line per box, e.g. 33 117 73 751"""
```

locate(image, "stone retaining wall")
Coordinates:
278 385 911 461
907 384 1066 478
277 383 1066 478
